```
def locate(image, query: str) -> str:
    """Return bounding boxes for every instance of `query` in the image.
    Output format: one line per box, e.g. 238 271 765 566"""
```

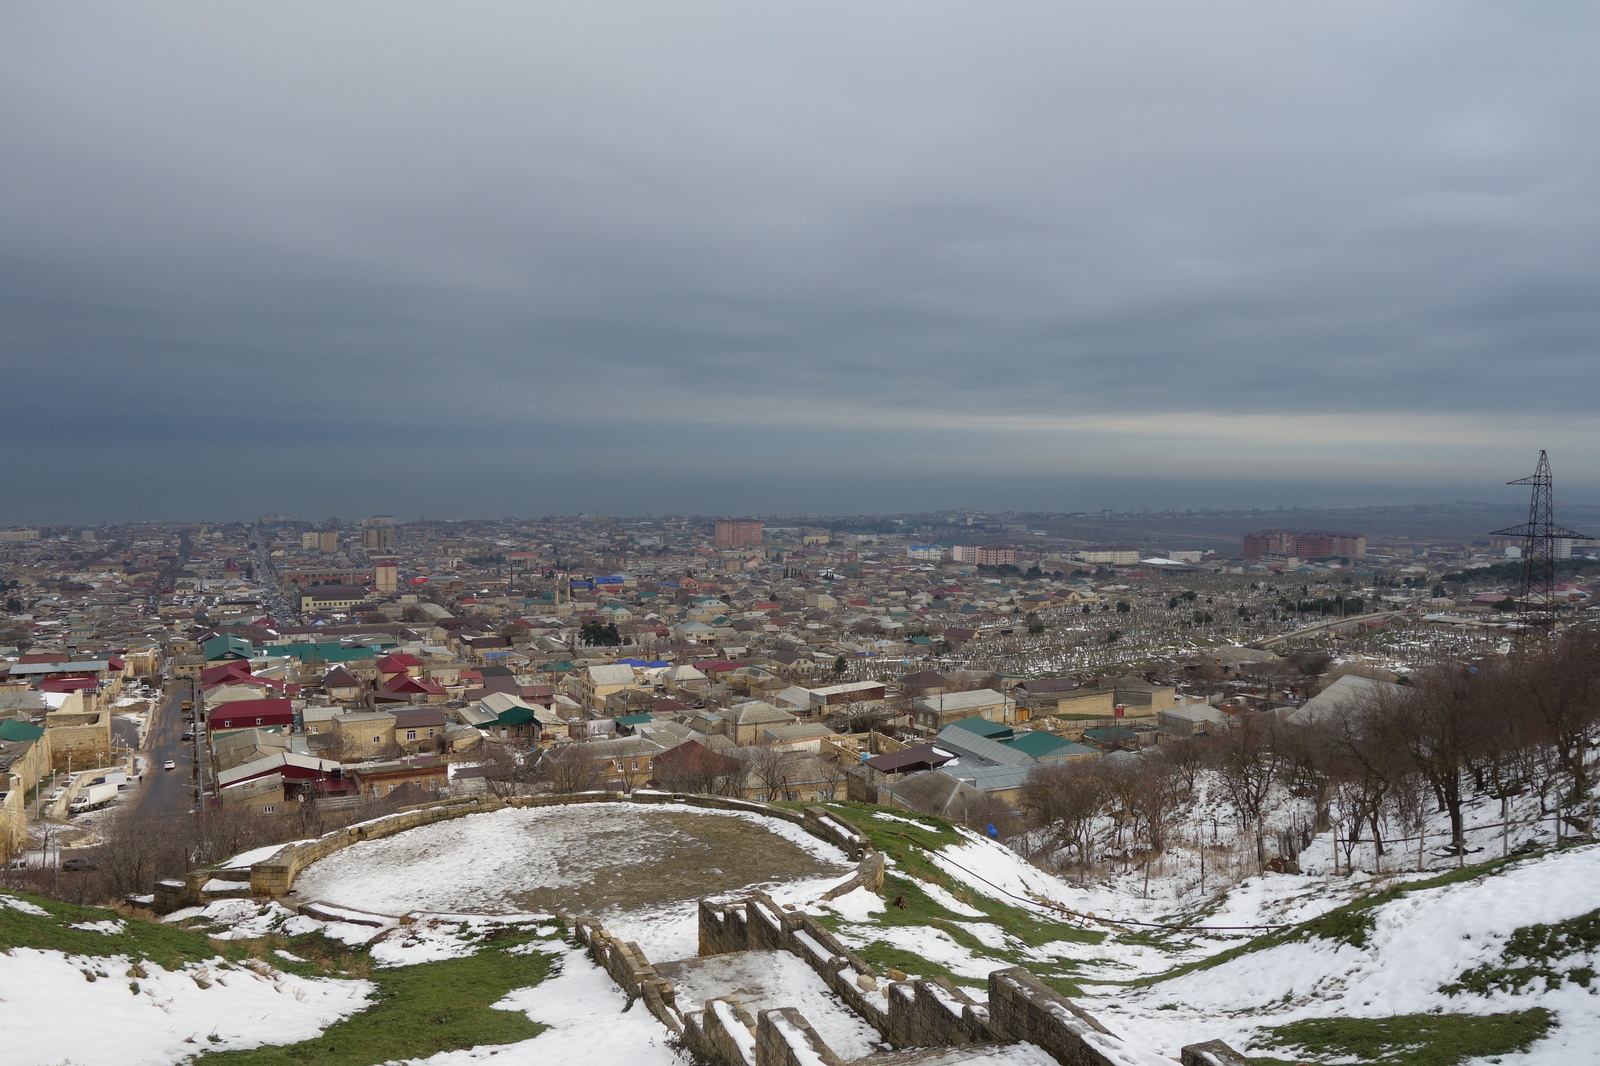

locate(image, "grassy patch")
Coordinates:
852 939 986 990
1 888 562 1066
0 889 238 969
193 927 557 1066
1441 907 1600 997
1252 1009 1554 1066
1131 848 1560 988
820 802 1103 949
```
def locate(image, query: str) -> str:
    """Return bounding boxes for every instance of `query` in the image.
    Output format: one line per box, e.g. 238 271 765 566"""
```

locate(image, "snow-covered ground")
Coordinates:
0 903 373 1066
663 950 884 1058
399 946 691 1066
293 801 853 959
1085 841 1600 1063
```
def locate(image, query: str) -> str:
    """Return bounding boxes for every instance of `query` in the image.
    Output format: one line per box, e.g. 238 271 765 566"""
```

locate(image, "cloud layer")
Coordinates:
3 2 1597 520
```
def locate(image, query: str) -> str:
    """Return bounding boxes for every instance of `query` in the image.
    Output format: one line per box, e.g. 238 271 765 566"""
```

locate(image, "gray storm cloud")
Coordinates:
2 1 1597 519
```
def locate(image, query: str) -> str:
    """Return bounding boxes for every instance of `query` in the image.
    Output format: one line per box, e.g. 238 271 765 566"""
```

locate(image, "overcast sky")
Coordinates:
3 2 1598 522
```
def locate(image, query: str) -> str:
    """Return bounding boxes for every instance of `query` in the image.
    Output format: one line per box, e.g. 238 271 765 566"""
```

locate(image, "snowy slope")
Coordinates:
1085 841 1600 1063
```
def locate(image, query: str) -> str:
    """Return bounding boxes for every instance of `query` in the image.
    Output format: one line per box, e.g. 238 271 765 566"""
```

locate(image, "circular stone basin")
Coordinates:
293 802 853 958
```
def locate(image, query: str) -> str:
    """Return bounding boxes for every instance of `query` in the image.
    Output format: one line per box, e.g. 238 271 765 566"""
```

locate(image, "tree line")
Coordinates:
1021 629 1600 874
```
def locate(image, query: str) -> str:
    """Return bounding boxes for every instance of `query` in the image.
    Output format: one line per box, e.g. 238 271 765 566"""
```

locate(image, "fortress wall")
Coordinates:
244 790 876 901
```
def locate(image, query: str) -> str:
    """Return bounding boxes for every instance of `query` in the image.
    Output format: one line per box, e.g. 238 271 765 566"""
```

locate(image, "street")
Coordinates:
133 681 198 823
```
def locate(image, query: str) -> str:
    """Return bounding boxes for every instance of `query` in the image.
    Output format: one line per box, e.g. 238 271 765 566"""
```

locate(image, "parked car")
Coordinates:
163 760 177 771
61 857 97 872
181 732 194 742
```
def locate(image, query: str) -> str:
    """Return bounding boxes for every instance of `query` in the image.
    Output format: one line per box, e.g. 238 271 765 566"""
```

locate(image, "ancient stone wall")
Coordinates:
244 790 879 900
694 894 1246 1066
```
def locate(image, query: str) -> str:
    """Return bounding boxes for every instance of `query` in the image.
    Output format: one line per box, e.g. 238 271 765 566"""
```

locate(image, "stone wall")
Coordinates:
696 893 1246 1066
245 790 876 900
753 1007 843 1066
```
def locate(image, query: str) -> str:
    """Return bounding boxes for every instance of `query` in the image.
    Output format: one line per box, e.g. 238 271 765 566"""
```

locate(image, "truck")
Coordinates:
69 783 119 813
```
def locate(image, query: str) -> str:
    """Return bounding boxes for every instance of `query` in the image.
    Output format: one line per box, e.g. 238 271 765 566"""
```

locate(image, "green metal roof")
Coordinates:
1004 730 1077 758
0 718 45 743
495 707 537 726
947 717 1014 740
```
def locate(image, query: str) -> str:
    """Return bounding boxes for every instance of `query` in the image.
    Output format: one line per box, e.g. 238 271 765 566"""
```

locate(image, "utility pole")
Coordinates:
1490 451 1593 638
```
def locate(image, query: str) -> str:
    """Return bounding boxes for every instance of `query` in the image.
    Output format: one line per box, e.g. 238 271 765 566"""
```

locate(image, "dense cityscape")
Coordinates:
4 500 1592 869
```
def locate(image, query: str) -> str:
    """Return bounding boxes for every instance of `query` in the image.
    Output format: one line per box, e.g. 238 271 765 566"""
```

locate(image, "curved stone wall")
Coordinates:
245 790 875 901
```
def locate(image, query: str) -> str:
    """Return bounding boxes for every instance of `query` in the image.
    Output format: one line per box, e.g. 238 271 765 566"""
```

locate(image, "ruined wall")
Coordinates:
696 893 1245 1066
246 790 875 900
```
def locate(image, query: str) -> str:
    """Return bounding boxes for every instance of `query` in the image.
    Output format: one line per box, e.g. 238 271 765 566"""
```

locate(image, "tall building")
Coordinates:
1243 529 1366 561
361 515 396 551
713 519 762 547
373 557 399 594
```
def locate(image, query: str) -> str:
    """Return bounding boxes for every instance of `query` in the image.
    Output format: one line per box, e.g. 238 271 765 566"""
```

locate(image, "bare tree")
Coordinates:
1163 735 1209 795
96 811 184 898
1213 711 1278 867
1130 753 1186 854
536 745 604 794
1021 762 1108 867
480 741 537 798
830 700 898 734
744 746 800 802
1376 665 1492 854
1516 630 1600 822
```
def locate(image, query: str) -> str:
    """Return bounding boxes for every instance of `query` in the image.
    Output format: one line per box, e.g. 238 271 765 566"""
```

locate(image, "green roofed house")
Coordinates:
1084 726 1139 750
1004 730 1098 762
0 718 46 743
946 717 1014 741
615 713 654 736
202 634 255 663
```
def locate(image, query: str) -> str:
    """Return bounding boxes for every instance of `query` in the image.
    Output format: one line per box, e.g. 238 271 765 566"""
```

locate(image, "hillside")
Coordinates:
2 800 1597 1066
790 804 1598 1065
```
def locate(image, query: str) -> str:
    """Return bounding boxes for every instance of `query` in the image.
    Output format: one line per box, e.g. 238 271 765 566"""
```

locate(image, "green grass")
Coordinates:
192 924 557 1066
1441 907 1600 997
1 887 561 1066
821 803 1103 946
799 803 1108 988
1129 847 1563 989
852 940 986 990
0 889 238 969
1250 1009 1554 1066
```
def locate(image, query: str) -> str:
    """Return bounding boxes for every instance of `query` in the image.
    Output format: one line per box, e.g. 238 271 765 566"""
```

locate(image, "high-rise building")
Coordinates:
373 557 399 594
713 519 762 547
361 515 396 551
1243 529 1366 561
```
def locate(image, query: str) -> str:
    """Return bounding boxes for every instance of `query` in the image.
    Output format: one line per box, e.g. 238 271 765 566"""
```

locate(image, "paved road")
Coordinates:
133 681 199 823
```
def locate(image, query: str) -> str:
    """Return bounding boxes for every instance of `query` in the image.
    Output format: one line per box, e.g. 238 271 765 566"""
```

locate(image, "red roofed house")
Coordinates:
382 673 447 705
209 698 295 734
377 653 422 682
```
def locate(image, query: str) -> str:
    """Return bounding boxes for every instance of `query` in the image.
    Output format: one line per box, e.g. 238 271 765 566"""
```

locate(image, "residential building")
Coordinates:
714 519 762 548
1242 529 1366 561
